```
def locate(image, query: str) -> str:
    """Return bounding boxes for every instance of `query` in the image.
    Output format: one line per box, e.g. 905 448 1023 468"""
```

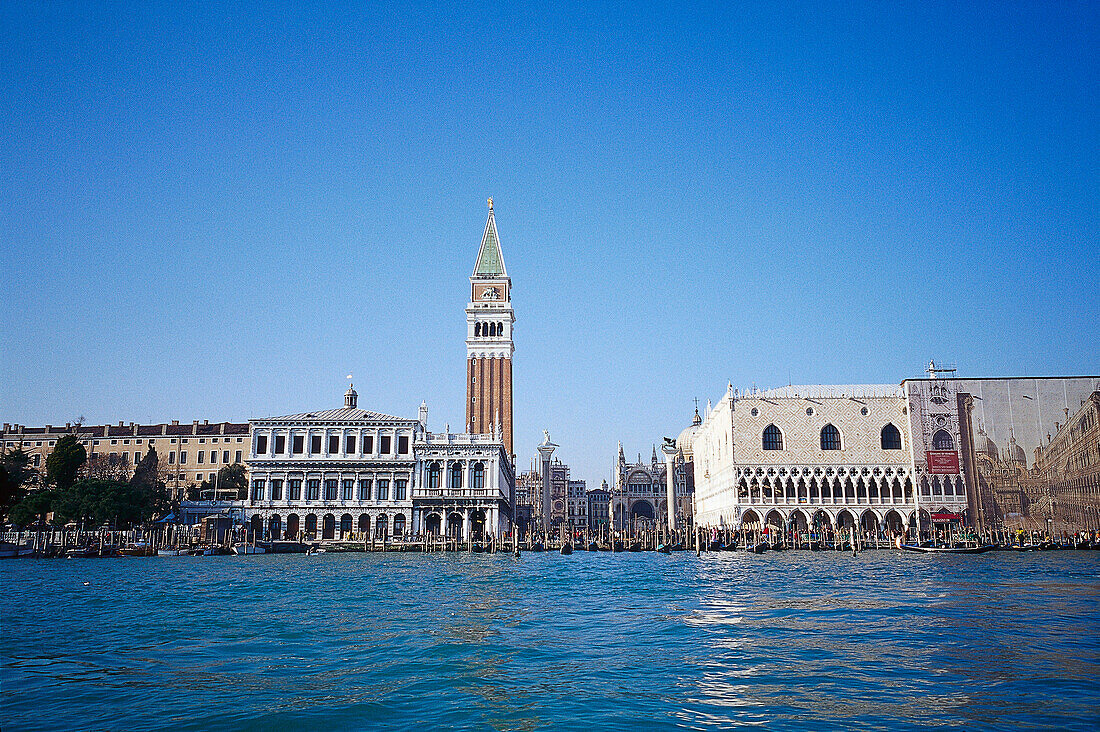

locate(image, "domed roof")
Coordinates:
1006 435 1026 465
976 424 998 459
676 407 703 461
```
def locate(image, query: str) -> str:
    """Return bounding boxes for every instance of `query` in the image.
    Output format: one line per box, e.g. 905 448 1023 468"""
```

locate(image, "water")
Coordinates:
3 551 1099 731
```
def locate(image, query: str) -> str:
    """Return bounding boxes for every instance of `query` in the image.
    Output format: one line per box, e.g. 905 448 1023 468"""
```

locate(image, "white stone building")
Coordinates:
245 386 514 541
692 384 919 536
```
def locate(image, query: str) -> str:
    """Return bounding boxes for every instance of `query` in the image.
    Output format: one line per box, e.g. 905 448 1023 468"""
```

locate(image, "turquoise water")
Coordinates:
2 551 1098 731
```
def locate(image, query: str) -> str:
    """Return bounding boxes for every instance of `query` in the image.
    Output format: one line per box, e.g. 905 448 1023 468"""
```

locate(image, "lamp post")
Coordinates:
536 431 557 538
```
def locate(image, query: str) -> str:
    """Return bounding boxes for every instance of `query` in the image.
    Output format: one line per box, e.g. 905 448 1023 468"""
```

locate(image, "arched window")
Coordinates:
449 462 463 491
932 429 954 450
820 424 842 450
498 322 503 335
475 323 481 337
881 423 902 450
488 322 496 337
472 462 485 490
428 462 441 490
762 424 783 450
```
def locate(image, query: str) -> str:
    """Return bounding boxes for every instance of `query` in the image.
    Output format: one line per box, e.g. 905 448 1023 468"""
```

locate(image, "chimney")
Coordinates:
65 422 71 429
162 424 168 435
219 423 226 435
171 420 179 426
2 424 8 432
118 421 124 427
203 419 209 425
45 425 52 431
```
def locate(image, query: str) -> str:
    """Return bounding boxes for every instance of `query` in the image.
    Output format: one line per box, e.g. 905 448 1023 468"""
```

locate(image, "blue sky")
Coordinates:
1 1 1097 484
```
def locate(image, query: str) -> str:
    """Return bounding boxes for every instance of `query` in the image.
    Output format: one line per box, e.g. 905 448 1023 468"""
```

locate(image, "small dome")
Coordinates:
676 408 703 461
1006 436 1025 465
344 383 358 409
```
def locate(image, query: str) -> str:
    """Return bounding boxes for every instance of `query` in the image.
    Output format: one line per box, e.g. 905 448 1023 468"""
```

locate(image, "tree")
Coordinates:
51 478 163 528
8 489 55 528
1 448 35 518
130 447 169 521
218 463 248 500
130 447 159 492
84 453 131 482
46 434 86 492
2 447 34 488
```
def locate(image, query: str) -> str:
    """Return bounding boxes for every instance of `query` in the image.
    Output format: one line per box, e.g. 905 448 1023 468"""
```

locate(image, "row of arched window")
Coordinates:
762 423 905 451
427 461 486 490
474 322 505 337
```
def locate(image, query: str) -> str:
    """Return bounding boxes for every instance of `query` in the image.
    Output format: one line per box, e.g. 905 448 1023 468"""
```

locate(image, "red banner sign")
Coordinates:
931 512 962 522
926 450 960 474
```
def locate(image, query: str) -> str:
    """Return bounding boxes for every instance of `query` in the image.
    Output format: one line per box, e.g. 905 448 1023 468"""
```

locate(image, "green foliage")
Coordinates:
0 448 34 517
50 478 168 528
218 463 248 500
8 489 55 527
46 434 86 491
130 446 159 492
2 447 34 488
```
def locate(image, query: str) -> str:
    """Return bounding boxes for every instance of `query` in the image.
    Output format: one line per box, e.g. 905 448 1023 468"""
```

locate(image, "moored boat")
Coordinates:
560 543 573 555
230 544 267 555
901 544 996 554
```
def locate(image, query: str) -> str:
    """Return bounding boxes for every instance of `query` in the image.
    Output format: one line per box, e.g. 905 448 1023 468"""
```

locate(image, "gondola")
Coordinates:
901 544 996 554
747 541 768 554
559 543 573 555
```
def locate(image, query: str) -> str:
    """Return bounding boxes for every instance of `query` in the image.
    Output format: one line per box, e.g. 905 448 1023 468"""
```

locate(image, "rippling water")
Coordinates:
3 550 1099 731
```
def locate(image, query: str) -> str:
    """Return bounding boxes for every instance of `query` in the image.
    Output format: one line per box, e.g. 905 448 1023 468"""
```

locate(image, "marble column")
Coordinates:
661 443 679 533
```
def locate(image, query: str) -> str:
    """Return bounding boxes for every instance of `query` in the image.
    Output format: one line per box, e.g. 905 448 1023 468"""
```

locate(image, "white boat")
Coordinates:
230 544 266 555
157 548 187 556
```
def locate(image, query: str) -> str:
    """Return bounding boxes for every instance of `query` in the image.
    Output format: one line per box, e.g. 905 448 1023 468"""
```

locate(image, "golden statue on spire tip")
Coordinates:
487 197 493 211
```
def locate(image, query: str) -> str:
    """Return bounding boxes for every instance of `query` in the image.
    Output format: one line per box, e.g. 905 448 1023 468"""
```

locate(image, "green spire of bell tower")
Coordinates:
473 197 507 278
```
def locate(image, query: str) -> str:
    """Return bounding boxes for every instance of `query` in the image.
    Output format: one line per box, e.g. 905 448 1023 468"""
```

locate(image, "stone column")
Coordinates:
536 431 557 534
661 443 679 533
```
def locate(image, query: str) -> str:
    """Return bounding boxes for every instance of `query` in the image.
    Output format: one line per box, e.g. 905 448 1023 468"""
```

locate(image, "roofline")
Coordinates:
901 375 1100 383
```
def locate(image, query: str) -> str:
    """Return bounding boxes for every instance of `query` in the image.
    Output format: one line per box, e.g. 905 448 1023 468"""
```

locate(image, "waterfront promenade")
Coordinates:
2 551 1098 731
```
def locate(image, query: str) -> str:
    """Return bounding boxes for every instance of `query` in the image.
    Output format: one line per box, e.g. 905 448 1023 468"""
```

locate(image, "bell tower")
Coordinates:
466 197 514 456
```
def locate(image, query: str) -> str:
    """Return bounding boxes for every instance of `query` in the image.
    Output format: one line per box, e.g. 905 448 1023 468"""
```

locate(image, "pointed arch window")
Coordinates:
820 424 842 451
881 423 902 450
762 424 783 451
932 430 954 450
